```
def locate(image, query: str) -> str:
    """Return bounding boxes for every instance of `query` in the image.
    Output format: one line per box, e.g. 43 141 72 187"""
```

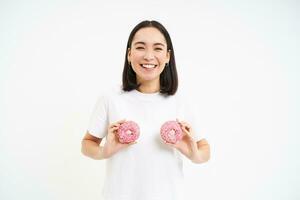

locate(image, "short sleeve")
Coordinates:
87 95 109 138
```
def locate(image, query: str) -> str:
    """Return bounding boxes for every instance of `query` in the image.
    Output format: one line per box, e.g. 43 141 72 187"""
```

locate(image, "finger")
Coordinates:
128 141 137 145
116 119 126 124
164 142 172 148
109 126 119 133
109 123 117 128
176 119 187 126
110 119 126 128
180 122 191 128
180 123 192 132
177 121 187 128
177 119 189 125
111 126 119 131
183 125 192 132
163 140 175 148
177 120 187 129
182 128 193 138
184 128 193 135
179 123 188 131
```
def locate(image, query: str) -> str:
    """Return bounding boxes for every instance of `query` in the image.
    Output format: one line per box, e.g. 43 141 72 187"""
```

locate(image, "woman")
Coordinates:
81 20 210 200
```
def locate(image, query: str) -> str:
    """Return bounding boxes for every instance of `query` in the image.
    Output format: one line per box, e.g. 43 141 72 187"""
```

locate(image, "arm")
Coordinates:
81 120 137 160
81 131 106 160
164 119 211 164
190 139 210 164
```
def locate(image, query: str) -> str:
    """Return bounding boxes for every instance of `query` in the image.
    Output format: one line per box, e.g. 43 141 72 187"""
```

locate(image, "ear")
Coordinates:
127 48 131 63
166 49 171 63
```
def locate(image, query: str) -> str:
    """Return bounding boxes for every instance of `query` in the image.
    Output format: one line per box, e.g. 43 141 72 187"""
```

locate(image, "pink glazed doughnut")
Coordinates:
160 121 183 144
117 121 140 144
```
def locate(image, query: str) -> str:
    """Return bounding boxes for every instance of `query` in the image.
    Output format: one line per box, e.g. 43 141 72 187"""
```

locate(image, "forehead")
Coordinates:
132 27 167 45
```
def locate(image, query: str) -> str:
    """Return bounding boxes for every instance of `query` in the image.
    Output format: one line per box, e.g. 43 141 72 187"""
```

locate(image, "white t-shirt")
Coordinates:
87 86 204 200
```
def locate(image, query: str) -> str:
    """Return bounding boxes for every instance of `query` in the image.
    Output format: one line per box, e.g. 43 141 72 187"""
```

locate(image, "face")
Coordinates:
127 27 170 84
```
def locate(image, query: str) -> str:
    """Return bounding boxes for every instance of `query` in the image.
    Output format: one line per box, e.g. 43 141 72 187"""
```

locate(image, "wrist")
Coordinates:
189 150 202 163
101 145 112 159
94 146 109 160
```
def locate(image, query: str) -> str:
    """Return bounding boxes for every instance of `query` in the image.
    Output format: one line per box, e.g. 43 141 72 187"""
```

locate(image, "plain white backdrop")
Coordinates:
1 0 299 199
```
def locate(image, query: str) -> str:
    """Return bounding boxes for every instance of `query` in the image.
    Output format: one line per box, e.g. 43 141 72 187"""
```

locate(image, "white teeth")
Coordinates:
142 64 156 68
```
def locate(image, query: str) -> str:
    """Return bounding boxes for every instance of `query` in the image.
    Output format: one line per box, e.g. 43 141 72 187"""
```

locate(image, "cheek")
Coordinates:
130 51 144 60
157 55 168 64
156 52 168 59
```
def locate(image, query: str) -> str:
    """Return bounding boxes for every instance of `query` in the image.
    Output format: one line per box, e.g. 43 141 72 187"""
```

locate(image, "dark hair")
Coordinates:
122 20 178 95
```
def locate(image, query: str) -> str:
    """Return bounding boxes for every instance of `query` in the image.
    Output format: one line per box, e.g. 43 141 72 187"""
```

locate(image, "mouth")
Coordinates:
140 64 158 71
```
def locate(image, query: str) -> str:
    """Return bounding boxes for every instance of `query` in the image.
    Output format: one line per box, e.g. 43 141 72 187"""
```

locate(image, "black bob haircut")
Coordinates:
122 20 178 96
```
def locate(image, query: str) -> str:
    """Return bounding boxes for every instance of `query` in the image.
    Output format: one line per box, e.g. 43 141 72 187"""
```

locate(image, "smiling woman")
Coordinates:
81 20 210 200
128 27 170 87
122 20 178 95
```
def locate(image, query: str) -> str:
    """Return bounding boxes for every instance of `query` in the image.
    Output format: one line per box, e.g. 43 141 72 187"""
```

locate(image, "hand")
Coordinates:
102 119 137 158
163 119 199 160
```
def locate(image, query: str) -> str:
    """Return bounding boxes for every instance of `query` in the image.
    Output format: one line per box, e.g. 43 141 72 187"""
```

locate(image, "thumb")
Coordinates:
128 141 137 146
164 140 175 148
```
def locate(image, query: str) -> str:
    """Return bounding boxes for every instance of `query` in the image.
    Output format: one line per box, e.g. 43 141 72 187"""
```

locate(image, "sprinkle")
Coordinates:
117 121 140 144
160 121 183 144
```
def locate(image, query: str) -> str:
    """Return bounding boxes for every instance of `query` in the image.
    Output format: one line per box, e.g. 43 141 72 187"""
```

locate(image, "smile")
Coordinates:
140 64 157 69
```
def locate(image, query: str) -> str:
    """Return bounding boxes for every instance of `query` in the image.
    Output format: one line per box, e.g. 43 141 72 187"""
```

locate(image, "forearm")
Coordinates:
81 140 107 160
190 145 210 164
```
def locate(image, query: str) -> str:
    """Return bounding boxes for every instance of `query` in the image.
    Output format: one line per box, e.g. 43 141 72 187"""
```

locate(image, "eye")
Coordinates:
155 48 163 51
136 47 144 50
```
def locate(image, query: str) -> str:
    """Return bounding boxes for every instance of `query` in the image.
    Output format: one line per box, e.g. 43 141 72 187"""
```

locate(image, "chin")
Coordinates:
138 75 159 82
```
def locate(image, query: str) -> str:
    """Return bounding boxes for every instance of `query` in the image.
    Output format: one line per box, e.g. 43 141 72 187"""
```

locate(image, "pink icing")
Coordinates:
117 121 140 144
160 121 183 144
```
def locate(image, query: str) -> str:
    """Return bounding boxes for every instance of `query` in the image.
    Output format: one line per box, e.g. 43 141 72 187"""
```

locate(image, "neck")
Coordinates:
137 79 160 94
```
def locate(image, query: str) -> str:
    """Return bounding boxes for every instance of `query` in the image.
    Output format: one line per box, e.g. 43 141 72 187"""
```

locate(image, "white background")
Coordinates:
1 0 299 199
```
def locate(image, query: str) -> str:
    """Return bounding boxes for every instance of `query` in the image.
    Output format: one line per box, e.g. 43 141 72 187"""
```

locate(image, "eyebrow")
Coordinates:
133 41 165 47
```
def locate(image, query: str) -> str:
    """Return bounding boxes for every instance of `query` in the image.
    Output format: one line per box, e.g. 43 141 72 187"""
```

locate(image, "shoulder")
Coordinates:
95 84 124 101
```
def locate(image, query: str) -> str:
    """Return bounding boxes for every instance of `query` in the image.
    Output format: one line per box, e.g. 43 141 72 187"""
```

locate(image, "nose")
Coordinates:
143 50 155 60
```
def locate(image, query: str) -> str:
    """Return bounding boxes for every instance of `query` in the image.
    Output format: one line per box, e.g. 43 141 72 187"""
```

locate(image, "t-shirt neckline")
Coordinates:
131 89 163 101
